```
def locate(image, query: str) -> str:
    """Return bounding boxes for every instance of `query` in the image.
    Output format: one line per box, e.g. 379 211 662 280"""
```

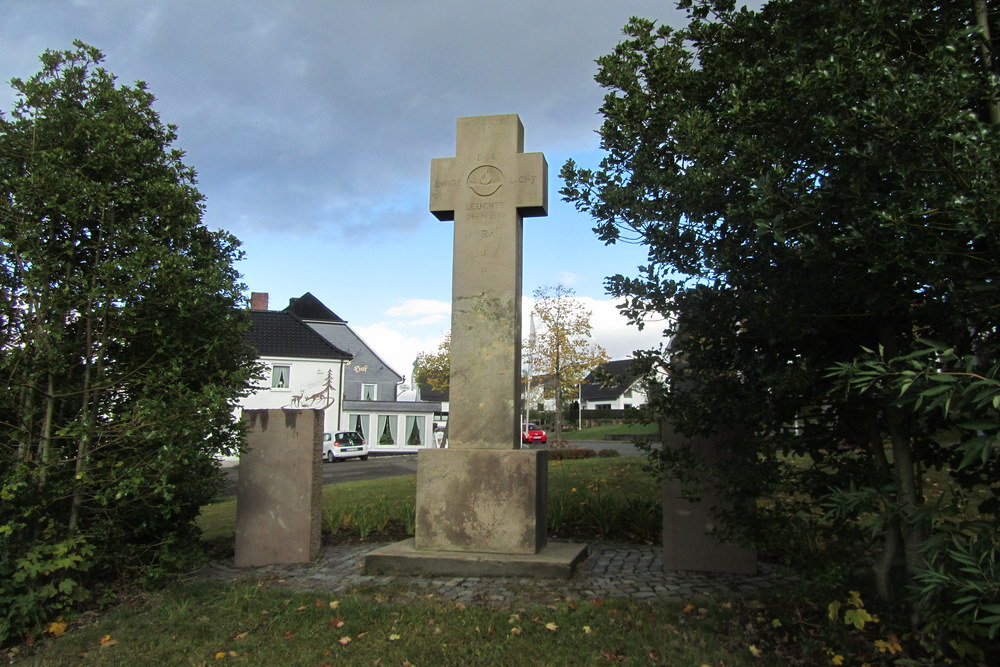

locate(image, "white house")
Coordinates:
580 359 648 411
232 292 444 461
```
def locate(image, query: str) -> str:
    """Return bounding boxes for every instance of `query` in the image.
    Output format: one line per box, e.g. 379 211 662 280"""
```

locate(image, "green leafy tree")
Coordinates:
0 42 259 643
561 0 999 631
414 332 451 393
530 285 608 444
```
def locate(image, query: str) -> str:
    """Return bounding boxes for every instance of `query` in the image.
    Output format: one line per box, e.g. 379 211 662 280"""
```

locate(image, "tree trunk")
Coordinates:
879 323 926 622
38 373 55 488
975 0 1000 124
866 404 901 600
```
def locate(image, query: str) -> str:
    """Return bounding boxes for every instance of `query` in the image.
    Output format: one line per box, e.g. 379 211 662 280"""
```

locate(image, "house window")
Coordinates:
377 415 397 445
596 403 612 410
623 404 632 410
362 383 377 400
271 365 290 389
350 414 370 440
623 389 633 399
405 415 426 447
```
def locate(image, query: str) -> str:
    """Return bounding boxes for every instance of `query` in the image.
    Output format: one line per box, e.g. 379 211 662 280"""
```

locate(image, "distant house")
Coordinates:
280 292 441 451
580 359 648 411
242 307 353 431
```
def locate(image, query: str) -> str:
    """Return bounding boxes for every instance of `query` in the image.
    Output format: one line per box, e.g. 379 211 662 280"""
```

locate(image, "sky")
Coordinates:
0 0 695 384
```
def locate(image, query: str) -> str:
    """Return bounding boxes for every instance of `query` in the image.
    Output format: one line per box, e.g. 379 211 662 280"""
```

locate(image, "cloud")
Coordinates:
0 0 689 242
522 295 670 362
350 323 446 383
385 299 451 326
559 271 579 285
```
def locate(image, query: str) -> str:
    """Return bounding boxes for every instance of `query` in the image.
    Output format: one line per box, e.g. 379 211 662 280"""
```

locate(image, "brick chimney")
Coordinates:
250 292 269 311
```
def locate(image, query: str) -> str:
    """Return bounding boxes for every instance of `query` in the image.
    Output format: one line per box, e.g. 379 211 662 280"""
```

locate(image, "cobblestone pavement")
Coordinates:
194 542 796 607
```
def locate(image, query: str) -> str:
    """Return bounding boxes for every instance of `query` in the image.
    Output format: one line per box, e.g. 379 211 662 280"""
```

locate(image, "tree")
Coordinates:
530 285 608 444
414 332 451 393
0 42 259 643
561 0 999 631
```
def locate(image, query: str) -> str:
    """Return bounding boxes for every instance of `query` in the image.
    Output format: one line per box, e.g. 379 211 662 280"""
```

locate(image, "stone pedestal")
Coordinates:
234 409 322 567
661 422 757 575
415 449 547 554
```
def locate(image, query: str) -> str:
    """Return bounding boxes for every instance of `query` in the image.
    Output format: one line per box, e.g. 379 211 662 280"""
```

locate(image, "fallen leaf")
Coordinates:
295 605 308 611
508 614 521 624
338 636 352 645
234 632 249 640
583 626 592 634
510 627 522 636
329 600 341 609
356 632 368 638
592 598 604 607
46 621 68 637
454 602 466 611
545 622 558 632
99 635 117 648
389 634 401 641
315 600 325 608
373 660 382 666
331 619 346 629
283 631 295 640
682 604 696 614
213 651 226 660
432 628 443 636
749 644 762 658
198 616 210 622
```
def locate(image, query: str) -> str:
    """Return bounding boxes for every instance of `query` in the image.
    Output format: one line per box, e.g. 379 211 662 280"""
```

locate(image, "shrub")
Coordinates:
548 448 596 461
598 449 620 458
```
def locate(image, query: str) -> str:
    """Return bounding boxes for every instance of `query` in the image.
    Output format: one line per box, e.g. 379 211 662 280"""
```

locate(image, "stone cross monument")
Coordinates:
364 115 587 577
429 114 546 449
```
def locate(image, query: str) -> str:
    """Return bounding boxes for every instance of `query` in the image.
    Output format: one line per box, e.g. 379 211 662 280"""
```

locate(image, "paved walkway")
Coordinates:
195 542 796 606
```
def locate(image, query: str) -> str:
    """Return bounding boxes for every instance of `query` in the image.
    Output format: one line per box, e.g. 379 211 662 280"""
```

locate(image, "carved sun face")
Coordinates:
467 165 504 197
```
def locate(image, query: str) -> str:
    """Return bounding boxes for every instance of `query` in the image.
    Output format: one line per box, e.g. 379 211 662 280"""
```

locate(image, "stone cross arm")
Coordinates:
429 114 547 222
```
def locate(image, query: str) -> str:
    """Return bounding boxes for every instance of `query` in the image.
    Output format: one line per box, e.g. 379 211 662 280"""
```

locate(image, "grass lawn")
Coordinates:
15 458 778 665
198 457 660 544
563 423 659 441
15 583 785 666
10 457 952 665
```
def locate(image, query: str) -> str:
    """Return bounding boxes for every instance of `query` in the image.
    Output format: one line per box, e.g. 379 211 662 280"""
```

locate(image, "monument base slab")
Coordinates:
364 538 588 579
415 448 547 554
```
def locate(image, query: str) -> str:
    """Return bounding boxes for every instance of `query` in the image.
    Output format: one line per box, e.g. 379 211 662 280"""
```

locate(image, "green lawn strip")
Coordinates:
563 423 658 441
18 582 781 666
198 458 659 543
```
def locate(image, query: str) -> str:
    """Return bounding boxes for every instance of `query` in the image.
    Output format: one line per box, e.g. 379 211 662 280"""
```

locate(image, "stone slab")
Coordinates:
660 421 758 575
364 538 588 579
415 448 547 554
234 409 322 567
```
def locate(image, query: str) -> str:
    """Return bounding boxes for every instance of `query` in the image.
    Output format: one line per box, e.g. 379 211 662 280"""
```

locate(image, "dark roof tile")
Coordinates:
247 311 352 360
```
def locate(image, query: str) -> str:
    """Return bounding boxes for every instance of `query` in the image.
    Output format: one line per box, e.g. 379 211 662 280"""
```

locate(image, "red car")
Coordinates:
521 423 547 444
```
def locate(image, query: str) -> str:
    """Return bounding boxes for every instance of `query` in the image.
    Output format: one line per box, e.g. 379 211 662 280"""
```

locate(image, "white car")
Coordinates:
323 431 369 462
